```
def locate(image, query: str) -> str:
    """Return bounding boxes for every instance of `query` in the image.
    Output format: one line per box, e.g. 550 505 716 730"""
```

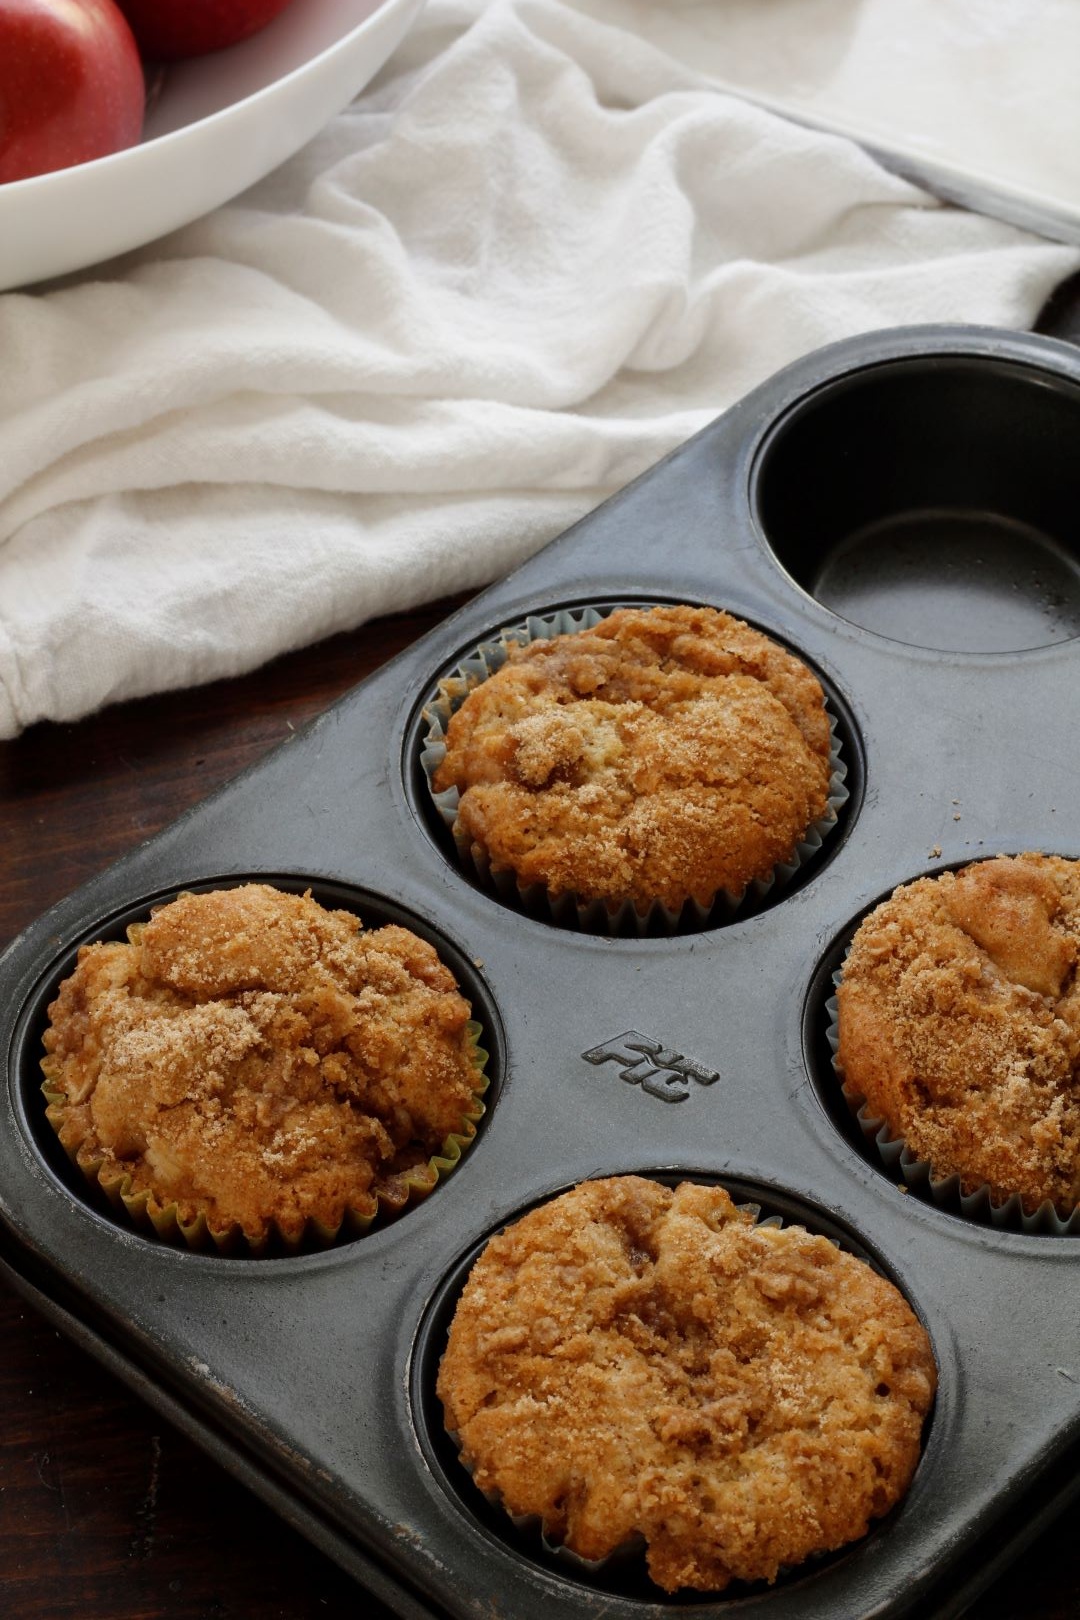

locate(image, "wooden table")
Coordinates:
4 292 1080 1617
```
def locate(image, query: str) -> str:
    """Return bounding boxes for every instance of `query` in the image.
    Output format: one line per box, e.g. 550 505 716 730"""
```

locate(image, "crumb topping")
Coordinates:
432 605 832 910
41 885 480 1241
837 853 1080 1212
437 1177 935 1594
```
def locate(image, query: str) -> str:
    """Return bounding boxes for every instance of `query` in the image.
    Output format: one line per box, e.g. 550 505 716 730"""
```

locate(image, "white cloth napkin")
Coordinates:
1 0 1076 738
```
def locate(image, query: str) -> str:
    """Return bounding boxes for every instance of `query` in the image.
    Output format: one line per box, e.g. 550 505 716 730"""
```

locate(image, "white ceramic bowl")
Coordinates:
0 0 426 292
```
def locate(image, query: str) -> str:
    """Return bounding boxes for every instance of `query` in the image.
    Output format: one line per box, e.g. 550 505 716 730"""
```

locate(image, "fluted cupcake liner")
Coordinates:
826 976 1080 1237
42 1000 489 1257
445 1427 645 1575
421 605 849 936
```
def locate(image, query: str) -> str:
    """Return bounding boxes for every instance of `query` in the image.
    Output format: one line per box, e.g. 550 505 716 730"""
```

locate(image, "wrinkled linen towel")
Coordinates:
0 0 1077 737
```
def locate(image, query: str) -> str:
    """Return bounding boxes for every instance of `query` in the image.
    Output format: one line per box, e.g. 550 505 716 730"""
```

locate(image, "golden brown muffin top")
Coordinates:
432 605 832 911
41 885 479 1243
837 853 1080 1214
437 1176 935 1594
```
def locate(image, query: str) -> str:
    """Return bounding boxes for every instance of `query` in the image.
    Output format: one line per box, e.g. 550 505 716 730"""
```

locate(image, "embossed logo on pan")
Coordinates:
581 1031 719 1104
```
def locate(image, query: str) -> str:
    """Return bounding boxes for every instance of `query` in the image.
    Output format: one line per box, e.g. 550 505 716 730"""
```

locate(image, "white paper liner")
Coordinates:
826 972 1080 1237
441 1196 845 1592
420 604 849 935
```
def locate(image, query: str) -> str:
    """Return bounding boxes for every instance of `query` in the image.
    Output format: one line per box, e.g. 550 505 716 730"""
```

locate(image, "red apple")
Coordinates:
115 0 298 60
0 0 144 184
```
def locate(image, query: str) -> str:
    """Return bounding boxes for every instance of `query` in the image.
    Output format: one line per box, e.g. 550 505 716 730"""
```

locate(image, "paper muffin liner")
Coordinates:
41 967 490 1259
826 972 1080 1237
441 1195 847 1593
420 605 849 936
445 1428 646 1577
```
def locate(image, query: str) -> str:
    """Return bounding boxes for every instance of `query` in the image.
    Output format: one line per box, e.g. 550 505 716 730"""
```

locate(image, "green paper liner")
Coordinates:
42 1017 489 1258
441 1195 854 1593
826 972 1080 1237
420 605 848 936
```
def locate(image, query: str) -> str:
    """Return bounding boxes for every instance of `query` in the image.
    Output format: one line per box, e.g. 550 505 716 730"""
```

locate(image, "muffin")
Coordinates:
437 1176 935 1595
429 604 836 918
41 884 486 1251
836 853 1080 1216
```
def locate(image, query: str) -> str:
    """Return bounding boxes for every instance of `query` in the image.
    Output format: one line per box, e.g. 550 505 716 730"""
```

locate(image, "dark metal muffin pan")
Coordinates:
3 324 1080 1620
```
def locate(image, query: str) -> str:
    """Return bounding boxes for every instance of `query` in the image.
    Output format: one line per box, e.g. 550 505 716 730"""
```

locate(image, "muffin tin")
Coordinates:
2 324 1080 1619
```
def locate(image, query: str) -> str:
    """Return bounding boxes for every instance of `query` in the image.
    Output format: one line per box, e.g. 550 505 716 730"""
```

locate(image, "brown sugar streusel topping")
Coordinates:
437 1177 935 1595
41 885 480 1243
837 853 1080 1215
432 605 833 911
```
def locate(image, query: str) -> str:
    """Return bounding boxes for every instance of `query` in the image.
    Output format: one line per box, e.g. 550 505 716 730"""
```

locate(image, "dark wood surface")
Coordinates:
4 287 1080 1618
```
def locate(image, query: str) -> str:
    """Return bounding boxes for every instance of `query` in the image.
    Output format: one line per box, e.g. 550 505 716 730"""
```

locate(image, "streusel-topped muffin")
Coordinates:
42 884 485 1249
837 853 1080 1214
431 604 834 915
438 1176 935 1594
